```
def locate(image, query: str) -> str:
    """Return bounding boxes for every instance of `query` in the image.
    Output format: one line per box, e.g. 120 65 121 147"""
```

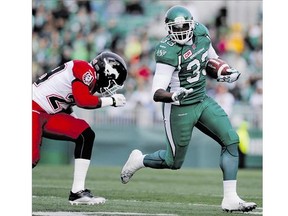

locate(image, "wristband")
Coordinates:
100 97 113 107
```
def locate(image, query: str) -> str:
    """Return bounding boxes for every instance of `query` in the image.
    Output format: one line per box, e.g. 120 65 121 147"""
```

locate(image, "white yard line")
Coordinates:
32 212 178 216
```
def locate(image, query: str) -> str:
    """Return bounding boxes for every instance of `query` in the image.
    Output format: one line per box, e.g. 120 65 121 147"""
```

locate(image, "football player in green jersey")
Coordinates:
121 5 256 212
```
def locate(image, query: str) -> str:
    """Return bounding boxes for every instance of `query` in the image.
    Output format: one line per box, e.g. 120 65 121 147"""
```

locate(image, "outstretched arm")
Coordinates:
72 81 126 109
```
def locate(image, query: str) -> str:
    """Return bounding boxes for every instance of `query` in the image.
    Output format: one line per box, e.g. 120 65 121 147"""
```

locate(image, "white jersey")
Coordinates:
33 61 76 114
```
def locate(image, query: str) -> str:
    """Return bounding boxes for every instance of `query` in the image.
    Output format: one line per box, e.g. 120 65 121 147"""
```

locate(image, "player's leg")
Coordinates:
196 97 239 180
43 113 105 205
144 104 194 169
32 101 47 168
196 96 256 212
121 103 194 183
32 112 43 168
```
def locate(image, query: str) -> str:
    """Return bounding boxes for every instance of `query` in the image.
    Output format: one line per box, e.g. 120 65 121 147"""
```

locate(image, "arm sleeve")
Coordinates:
72 80 99 109
208 43 219 59
151 63 175 96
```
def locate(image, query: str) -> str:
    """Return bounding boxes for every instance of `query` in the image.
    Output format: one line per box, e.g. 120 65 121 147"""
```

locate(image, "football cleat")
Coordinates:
120 149 145 184
221 197 257 212
69 189 106 205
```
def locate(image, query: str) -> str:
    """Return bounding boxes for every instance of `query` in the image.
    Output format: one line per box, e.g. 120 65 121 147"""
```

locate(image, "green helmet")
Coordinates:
165 5 195 45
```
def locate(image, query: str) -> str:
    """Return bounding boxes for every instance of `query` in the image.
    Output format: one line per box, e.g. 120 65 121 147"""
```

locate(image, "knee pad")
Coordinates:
166 159 183 170
221 143 239 157
220 143 239 180
74 127 95 159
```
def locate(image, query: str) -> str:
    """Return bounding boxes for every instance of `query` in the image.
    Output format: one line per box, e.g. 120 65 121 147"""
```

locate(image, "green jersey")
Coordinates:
154 22 212 105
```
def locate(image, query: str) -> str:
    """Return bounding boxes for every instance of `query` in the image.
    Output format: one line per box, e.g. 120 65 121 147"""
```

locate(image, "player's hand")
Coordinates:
217 68 241 83
171 87 193 102
111 94 126 107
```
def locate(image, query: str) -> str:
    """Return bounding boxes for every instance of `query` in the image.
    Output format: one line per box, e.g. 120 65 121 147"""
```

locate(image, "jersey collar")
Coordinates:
184 38 193 45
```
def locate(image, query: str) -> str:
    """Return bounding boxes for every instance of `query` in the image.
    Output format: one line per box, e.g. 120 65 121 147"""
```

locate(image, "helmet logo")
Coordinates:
104 58 119 79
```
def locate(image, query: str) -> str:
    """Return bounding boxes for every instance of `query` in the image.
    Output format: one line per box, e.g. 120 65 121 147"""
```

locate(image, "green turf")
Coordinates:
32 165 262 216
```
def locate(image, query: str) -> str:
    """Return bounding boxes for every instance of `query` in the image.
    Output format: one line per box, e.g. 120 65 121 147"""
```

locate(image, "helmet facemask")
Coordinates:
166 17 195 45
99 79 123 97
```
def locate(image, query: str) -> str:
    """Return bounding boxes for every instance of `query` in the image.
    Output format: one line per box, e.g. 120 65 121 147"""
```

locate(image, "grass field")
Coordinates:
32 165 262 216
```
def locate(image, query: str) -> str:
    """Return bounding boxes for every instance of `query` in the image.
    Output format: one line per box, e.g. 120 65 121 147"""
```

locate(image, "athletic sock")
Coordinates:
71 158 90 193
223 180 240 200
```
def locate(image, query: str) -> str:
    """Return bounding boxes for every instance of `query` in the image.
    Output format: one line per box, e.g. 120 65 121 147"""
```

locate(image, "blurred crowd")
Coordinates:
32 0 263 129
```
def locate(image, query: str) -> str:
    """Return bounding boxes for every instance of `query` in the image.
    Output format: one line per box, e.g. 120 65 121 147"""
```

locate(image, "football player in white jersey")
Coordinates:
33 51 127 205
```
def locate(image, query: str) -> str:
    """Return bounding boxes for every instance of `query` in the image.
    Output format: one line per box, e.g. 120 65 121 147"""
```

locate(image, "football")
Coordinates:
205 58 231 79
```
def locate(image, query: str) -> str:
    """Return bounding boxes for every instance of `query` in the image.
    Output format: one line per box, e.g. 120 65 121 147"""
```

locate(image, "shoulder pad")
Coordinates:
72 60 96 87
154 36 181 67
193 22 210 37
